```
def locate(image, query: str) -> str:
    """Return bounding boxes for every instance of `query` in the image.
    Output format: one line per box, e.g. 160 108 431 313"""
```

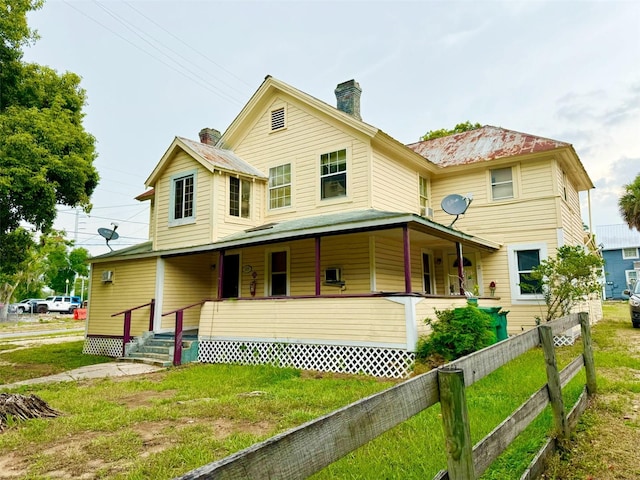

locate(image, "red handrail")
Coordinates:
111 299 155 356
161 299 210 366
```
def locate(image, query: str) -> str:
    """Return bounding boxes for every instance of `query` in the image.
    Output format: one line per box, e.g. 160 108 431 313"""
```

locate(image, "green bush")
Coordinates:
416 306 496 362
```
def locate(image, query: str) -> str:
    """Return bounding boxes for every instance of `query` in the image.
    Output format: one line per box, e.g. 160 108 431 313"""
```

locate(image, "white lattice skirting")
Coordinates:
83 337 123 357
199 340 415 378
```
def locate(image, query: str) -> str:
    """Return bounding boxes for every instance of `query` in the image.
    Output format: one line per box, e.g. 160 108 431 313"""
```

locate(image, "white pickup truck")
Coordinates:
36 296 82 314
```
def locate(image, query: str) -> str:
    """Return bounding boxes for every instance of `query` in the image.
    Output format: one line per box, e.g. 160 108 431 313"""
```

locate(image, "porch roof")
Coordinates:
161 209 501 258
90 210 500 263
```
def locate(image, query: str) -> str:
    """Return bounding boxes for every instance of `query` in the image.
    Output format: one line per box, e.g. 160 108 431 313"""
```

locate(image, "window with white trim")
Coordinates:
271 107 285 131
268 164 291 209
625 269 638 289
229 177 251 218
491 167 514 200
269 250 288 296
419 176 430 217
622 247 639 259
422 251 435 294
507 243 547 300
170 171 196 225
320 149 347 199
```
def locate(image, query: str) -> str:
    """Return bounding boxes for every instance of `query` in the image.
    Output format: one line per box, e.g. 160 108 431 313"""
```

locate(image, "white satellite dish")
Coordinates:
441 193 473 227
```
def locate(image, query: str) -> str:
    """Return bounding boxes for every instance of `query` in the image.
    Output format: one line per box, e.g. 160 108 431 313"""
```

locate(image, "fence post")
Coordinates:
173 310 183 366
579 312 597 395
438 367 475 479
539 325 569 441
122 310 132 357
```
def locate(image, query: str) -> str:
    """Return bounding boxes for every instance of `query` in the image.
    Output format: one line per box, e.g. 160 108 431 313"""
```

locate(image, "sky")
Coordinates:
22 0 640 256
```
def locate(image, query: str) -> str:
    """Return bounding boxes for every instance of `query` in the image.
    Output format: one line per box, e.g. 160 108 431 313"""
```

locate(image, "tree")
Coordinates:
619 173 640 231
421 121 482 141
0 1 98 313
528 245 604 323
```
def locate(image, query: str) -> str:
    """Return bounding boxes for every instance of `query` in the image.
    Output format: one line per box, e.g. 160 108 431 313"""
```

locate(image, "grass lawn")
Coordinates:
1 304 632 479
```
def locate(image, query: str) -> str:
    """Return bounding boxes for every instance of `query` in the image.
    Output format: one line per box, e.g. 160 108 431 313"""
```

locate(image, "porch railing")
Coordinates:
161 300 210 366
111 299 155 357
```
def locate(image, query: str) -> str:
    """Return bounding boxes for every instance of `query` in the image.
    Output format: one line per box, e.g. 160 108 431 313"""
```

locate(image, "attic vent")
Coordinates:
271 108 285 131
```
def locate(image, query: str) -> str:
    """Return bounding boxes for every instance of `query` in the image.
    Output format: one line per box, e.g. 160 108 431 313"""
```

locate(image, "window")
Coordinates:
271 107 285 131
562 171 568 201
269 164 291 209
269 250 288 296
419 176 430 217
625 270 638 289
507 243 547 301
491 167 513 200
320 149 347 199
622 247 639 259
170 172 195 224
422 252 434 294
229 177 250 218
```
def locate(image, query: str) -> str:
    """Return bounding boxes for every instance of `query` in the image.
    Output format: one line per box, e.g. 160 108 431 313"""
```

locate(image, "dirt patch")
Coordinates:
116 389 177 408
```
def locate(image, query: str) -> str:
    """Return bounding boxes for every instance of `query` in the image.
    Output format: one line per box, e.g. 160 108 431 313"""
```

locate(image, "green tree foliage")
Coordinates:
416 306 496 362
528 245 604 323
0 1 98 313
618 173 640 231
420 121 482 141
44 238 89 294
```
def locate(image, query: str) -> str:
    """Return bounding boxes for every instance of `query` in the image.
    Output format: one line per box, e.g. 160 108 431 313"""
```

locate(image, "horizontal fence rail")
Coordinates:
175 312 595 480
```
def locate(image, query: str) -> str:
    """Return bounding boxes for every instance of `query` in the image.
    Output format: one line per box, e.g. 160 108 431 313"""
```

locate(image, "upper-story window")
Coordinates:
320 149 347 199
562 171 568 201
490 167 514 200
269 163 291 209
419 176 430 217
229 177 251 218
271 107 285 131
170 171 196 225
622 247 639 259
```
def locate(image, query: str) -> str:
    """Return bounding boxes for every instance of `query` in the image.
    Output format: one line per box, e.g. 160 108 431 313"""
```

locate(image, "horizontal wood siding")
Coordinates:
154 152 213 250
374 235 405 292
371 151 422 213
232 97 371 222
200 297 407 345
88 258 157 336
216 174 267 240
161 253 217 329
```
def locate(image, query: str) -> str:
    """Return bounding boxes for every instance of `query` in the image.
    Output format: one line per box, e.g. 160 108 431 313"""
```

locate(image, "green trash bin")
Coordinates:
479 307 509 342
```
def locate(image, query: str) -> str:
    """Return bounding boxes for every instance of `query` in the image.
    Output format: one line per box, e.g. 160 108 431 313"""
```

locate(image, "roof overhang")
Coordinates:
92 210 500 264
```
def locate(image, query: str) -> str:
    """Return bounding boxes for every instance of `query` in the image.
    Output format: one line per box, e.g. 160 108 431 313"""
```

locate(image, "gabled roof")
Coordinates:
145 136 267 187
595 224 640 250
405 125 570 167
218 76 435 173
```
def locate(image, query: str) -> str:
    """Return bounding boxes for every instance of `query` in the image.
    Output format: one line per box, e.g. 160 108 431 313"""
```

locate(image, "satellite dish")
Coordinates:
441 194 473 228
98 223 119 251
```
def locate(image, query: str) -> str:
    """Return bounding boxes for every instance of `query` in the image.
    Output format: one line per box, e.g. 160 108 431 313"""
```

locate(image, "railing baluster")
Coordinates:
123 311 132 357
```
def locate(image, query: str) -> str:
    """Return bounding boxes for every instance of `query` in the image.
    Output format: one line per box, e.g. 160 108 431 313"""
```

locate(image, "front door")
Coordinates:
222 254 240 298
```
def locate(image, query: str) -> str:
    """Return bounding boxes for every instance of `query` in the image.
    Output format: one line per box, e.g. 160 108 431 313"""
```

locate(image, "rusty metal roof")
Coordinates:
178 137 267 179
406 125 571 167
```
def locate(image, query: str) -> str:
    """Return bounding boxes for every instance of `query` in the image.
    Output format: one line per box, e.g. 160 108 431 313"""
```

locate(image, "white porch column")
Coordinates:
387 296 422 351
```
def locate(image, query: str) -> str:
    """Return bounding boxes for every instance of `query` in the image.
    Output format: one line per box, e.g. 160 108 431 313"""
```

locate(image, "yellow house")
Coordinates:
84 76 600 377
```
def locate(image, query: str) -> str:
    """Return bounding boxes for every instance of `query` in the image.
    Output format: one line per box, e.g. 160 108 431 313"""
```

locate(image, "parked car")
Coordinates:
623 282 640 328
8 298 46 314
36 296 82 314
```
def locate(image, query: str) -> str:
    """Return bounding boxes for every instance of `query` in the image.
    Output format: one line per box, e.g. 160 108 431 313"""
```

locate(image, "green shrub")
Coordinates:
416 306 496 362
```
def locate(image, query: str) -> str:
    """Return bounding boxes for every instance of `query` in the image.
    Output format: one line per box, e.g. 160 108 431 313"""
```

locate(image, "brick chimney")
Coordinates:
199 128 221 146
334 80 362 120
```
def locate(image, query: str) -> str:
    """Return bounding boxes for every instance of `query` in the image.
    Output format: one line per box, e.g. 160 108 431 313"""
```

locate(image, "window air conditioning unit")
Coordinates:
324 267 343 285
102 270 114 283
421 207 434 219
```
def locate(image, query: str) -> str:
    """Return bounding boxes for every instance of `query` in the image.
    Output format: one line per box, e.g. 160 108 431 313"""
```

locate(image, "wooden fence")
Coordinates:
175 312 596 480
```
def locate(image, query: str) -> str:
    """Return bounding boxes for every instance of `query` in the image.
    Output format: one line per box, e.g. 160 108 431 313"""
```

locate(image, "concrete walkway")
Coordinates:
2 362 164 389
